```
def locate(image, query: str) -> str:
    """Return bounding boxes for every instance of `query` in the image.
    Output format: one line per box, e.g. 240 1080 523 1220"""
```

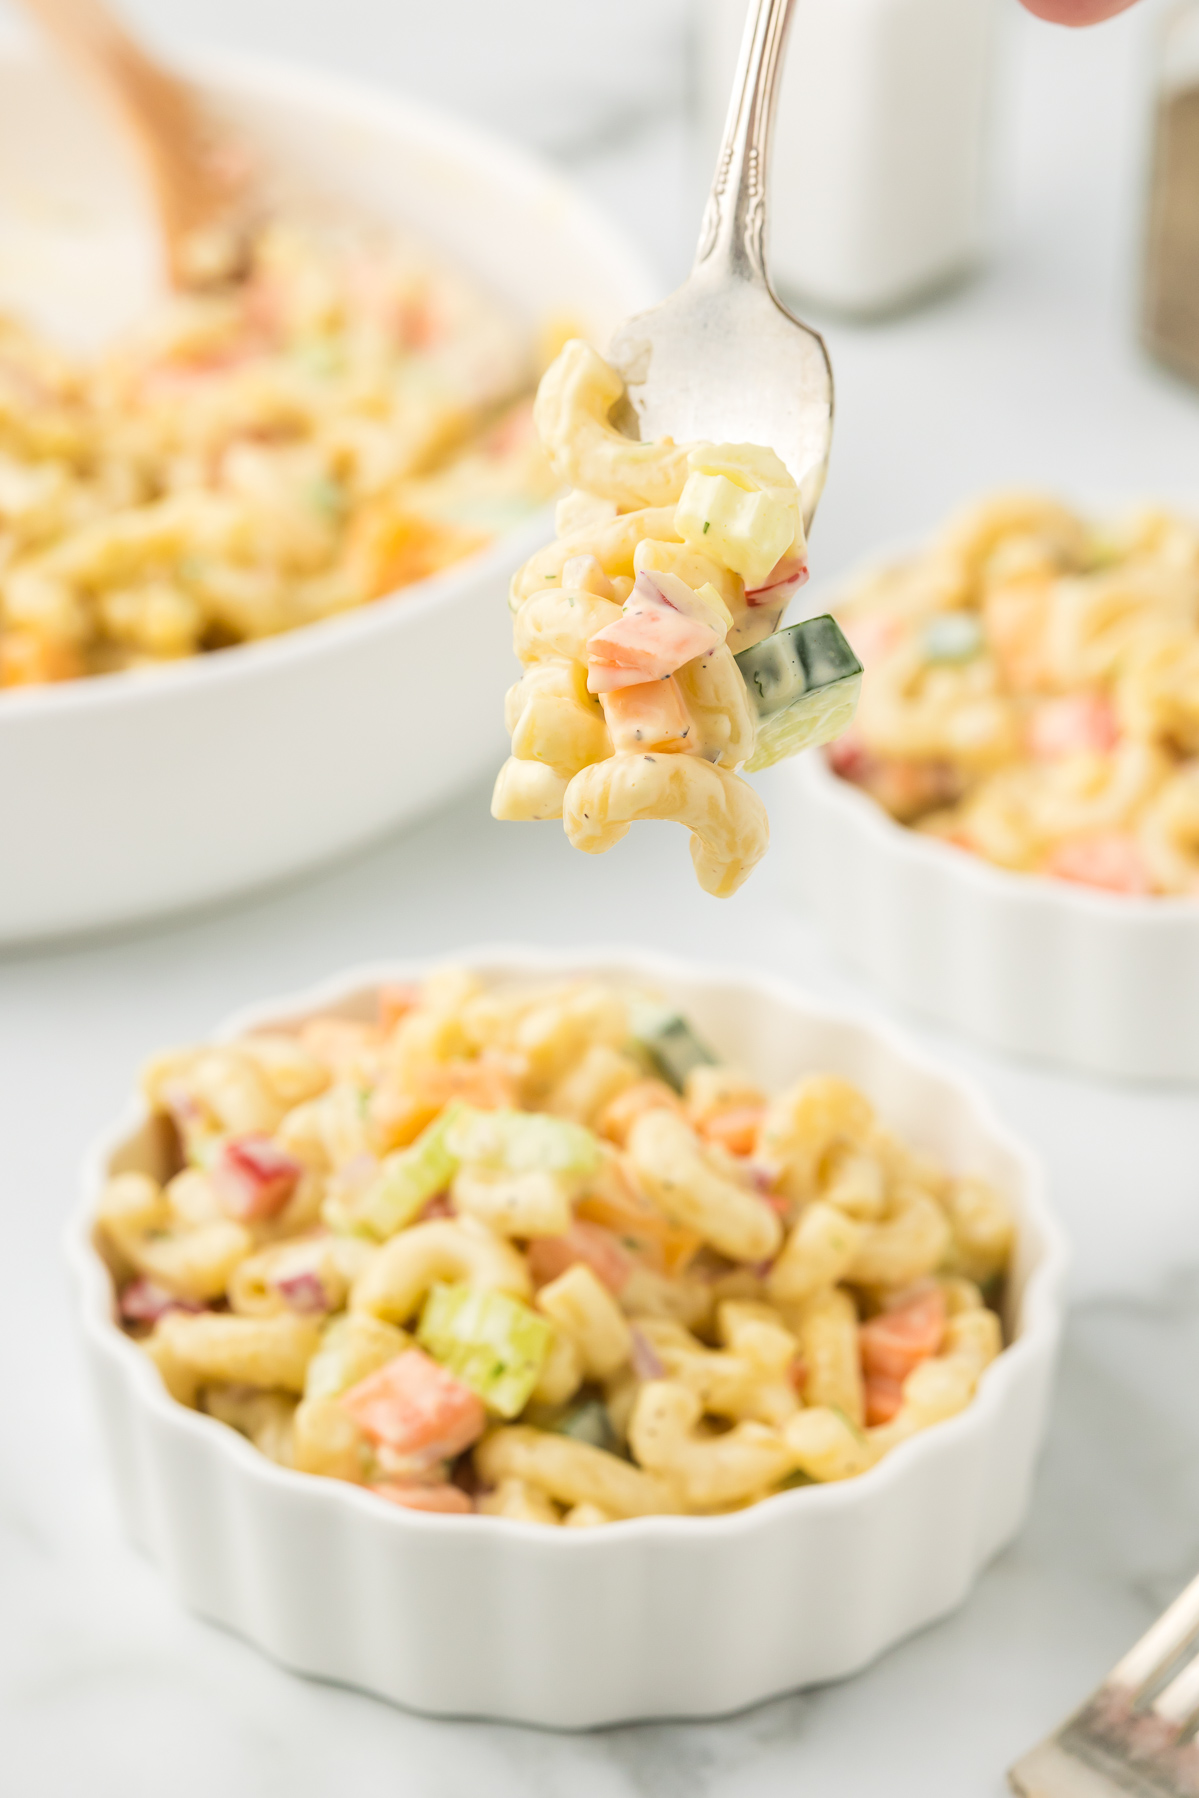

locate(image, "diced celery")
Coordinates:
922 612 983 664
303 1313 410 1400
445 1107 601 1180
735 615 862 772
628 1001 716 1093
356 1103 463 1239
675 470 796 588
417 1283 551 1418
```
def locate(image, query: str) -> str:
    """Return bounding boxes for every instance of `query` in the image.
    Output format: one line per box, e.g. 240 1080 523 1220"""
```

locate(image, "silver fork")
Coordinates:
1009 1570 1199 1797
607 0 833 536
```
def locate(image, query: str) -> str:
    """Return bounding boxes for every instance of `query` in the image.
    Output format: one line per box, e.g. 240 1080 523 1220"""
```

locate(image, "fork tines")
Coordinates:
1009 1572 1199 1798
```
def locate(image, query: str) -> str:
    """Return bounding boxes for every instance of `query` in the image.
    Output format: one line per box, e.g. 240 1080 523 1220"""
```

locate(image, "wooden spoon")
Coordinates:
17 0 254 288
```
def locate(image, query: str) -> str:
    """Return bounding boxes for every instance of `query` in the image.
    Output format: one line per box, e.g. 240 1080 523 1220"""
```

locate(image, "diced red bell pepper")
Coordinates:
1046 833 1153 895
1027 693 1118 761
213 1135 303 1221
340 1348 486 1465
369 1482 474 1514
827 730 875 783
860 1285 947 1388
527 1220 633 1295
745 551 808 607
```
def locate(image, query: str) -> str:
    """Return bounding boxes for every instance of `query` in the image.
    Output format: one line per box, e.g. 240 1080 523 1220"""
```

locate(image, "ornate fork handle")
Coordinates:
695 0 796 283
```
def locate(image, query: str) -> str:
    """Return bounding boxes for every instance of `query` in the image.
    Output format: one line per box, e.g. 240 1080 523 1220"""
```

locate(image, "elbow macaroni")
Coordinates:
100 966 1015 1524
830 492 1199 895
0 221 557 688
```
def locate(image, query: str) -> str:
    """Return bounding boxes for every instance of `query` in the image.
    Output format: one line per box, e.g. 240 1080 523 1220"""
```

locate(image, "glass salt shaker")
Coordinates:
694 0 1000 319
1143 1 1199 384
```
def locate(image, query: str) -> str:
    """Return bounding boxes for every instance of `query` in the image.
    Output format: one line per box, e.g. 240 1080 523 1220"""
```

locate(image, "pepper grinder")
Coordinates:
1143 1 1199 385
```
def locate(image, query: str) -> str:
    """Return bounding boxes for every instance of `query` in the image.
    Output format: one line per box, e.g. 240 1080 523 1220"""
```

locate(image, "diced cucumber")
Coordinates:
417 1283 551 1418
552 1396 621 1457
445 1107 601 1180
629 1000 716 1093
735 614 862 772
355 1103 464 1239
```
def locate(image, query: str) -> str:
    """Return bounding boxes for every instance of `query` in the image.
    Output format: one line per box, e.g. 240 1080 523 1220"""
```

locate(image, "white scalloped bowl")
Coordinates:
66 947 1066 1728
0 43 654 944
782 749 1199 1084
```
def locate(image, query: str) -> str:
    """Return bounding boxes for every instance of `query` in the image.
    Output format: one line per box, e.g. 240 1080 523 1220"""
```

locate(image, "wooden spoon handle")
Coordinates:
18 0 248 285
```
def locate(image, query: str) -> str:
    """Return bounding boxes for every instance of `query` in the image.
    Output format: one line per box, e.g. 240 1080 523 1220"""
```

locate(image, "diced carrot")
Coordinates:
212 1135 303 1222
346 505 487 602
367 1084 444 1153
527 1221 633 1294
417 1054 522 1112
860 1285 947 1385
378 982 422 1032
575 1191 700 1276
1028 694 1118 760
1046 834 1153 895
370 1482 473 1515
340 1349 486 1465
587 588 719 692
864 1372 906 1426
600 677 696 754
0 629 82 687
597 1079 685 1148
698 1106 767 1157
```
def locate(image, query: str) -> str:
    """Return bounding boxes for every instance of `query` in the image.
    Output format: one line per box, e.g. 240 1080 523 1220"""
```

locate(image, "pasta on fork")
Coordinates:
493 340 862 896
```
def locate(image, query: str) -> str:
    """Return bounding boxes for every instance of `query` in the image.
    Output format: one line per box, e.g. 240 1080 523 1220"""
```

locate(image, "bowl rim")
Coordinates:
791 749 1199 925
66 944 1069 1548
0 39 658 723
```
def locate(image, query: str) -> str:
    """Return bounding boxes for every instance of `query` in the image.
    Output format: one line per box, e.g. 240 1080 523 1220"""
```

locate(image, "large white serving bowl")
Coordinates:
0 44 654 944
67 947 1067 1729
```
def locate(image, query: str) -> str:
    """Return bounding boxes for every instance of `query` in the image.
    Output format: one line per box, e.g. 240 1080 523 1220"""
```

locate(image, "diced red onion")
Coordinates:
119 1277 203 1325
213 1135 303 1221
419 1192 454 1222
630 1326 666 1382
273 1270 328 1314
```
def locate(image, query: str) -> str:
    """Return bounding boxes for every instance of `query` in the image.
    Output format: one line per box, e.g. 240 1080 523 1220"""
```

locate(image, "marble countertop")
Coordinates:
4 2 1199 1793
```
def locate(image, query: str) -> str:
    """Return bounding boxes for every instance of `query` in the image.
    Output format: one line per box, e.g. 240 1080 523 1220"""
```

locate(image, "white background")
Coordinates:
3 1 1199 1793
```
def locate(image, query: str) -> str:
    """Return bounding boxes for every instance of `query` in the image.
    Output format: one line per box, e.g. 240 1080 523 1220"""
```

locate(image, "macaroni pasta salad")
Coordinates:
99 967 1015 1526
493 341 861 897
830 492 1199 896
0 220 555 686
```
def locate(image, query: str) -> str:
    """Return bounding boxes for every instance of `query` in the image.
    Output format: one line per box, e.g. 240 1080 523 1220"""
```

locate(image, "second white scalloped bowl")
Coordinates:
67 948 1066 1727
783 750 1199 1084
